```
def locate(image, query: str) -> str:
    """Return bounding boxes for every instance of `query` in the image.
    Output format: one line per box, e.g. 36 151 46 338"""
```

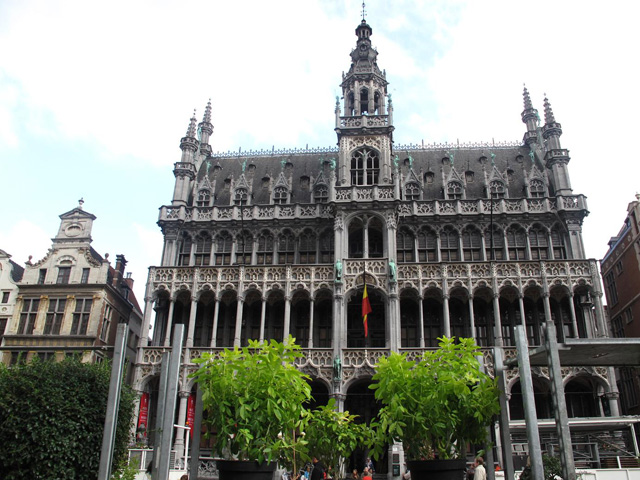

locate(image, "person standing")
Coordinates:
310 457 325 480
474 457 487 480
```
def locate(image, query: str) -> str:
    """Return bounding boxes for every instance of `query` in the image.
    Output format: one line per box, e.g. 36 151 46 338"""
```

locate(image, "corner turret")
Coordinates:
172 110 198 206
542 95 572 195
521 86 539 146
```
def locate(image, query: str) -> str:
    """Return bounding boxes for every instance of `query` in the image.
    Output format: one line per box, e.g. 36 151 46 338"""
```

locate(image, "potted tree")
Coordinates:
369 337 500 480
191 336 311 480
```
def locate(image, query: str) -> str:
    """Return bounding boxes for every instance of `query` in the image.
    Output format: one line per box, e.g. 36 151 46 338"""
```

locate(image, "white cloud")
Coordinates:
0 220 51 267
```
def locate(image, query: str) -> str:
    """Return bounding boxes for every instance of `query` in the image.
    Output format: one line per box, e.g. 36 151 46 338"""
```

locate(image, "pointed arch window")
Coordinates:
360 87 369 114
446 181 463 200
417 228 437 262
277 230 295 264
396 229 415 263
273 186 288 205
234 188 248 206
319 229 334 263
485 225 504 261
374 91 381 114
350 147 379 186
551 227 567 259
404 182 420 201
347 91 355 116
529 226 549 260
236 230 253 265
178 233 192 266
506 226 527 260
529 179 545 198
440 227 460 262
462 227 482 261
489 180 506 199
196 190 211 207
257 231 274 265
215 232 233 266
314 184 328 203
299 230 317 264
194 233 212 266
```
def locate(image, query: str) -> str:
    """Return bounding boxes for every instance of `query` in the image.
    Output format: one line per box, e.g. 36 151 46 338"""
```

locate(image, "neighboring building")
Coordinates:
0 249 24 345
133 16 632 471
601 195 640 419
0 202 143 384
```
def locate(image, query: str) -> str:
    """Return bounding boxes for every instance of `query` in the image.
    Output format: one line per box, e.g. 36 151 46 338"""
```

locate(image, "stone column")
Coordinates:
140 297 155 348
186 296 198 348
259 296 267 342
468 294 476 341
493 293 503 347
233 296 244 347
283 295 291 342
164 298 175 347
173 390 190 455
443 294 451 338
518 294 526 334
567 293 579 338
308 297 315 348
418 295 425 348
210 298 220 347
593 292 608 337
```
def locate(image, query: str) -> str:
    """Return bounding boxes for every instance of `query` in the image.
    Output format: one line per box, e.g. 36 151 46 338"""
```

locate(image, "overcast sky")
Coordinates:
1 0 639 303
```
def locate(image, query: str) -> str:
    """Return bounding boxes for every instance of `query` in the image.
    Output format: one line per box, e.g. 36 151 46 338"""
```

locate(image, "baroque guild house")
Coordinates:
133 17 633 472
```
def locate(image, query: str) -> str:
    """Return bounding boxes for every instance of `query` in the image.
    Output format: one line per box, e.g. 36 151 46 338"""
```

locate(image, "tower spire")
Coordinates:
541 93 571 195
543 95 556 124
521 84 539 146
198 99 214 156
362 1 366 21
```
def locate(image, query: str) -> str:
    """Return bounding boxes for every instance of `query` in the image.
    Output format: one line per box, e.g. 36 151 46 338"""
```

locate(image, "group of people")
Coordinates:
350 457 375 480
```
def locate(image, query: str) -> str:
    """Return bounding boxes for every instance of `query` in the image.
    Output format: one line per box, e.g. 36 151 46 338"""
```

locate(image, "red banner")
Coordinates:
186 393 196 438
137 392 149 442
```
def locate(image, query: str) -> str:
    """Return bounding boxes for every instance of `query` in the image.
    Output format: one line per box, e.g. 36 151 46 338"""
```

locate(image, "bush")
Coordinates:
0 356 135 480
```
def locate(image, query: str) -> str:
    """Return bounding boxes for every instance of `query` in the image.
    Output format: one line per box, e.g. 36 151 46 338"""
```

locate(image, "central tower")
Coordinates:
335 19 394 186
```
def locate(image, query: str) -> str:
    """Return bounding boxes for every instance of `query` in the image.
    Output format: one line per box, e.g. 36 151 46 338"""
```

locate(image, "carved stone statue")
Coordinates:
335 259 343 282
388 259 397 282
333 355 342 382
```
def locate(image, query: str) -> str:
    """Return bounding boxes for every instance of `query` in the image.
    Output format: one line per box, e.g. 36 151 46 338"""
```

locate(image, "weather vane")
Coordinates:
362 2 366 21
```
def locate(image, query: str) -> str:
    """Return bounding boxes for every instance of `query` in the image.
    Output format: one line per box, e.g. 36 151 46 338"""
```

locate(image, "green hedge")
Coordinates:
0 356 135 480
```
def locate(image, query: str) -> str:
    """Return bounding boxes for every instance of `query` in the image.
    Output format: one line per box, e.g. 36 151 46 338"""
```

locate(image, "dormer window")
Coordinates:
274 186 288 204
234 188 248 206
529 179 545 198
350 147 379 186
314 185 328 203
446 181 463 200
489 180 506 199
405 182 420 201
196 190 211 207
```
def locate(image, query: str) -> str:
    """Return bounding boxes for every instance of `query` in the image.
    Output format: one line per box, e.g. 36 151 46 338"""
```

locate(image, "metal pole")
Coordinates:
189 386 204 480
157 324 185 480
514 325 543 480
493 347 514 480
153 353 171 472
98 323 129 480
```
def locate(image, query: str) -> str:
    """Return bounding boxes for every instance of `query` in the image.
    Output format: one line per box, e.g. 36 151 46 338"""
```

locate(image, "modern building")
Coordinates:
0 202 143 383
601 195 640 419
0 249 24 345
132 16 637 473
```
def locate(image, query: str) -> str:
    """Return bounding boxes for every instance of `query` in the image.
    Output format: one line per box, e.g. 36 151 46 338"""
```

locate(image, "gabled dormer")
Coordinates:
403 168 422 201
444 166 466 200
486 165 508 199
312 169 330 204
272 172 290 205
195 175 214 207
233 173 251 206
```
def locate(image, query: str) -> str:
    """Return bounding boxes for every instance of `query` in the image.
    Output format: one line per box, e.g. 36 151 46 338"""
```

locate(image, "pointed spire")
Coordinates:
543 95 556 124
203 99 212 124
186 109 197 138
523 85 533 110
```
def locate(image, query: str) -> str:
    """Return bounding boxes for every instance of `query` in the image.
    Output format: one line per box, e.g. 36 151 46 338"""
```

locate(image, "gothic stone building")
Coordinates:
134 18 630 470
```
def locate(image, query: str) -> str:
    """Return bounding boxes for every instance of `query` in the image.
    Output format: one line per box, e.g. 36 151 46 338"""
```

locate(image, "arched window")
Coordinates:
178 233 192 266
368 217 384 258
396 229 415 263
299 230 317 264
485 225 504 261
551 227 567 259
319 229 334 263
348 218 364 258
273 186 288 205
257 231 274 265
529 179 545 198
278 230 295 264
374 91 381 114
215 232 233 266
506 226 527 260
234 188 248 206
347 91 355 116
360 87 369 114
440 227 459 262
314 185 328 203
417 228 437 262
350 147 379 186
462 227 482 261
529 226 549 260
236 230 253 265
194 233 212 266
489 180 506 199
446 181 463 200
196 190 211 207
404 182 420 201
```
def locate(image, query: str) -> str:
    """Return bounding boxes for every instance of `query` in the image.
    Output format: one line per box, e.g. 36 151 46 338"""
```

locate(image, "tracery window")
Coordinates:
404 182 420 201
299 230 317 264
462 227 482 261
396 229 415 263
440 227 460 262
485 225 504 260
360 87 369 114
277 230 295 264
529 179 545 198
215 232 233 266
196 190 211 207
236 231 253 265
257 231 274 265
178 233 192 266
489 180 506 199
350 147 379 186
319 230 334 263
194 233 212 266
551 227 567 259
446 181 463 200
529 226 549 260
417 228 437 262
314 185 328 203
506 226 527 260
273 186 288 205
234 188 248 206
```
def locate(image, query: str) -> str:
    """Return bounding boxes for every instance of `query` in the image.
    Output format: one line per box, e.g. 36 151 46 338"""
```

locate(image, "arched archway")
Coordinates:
347 287 386 348
399 289 420 348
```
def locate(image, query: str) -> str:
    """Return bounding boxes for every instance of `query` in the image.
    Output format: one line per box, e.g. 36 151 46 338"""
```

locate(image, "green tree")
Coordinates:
0 356 135 480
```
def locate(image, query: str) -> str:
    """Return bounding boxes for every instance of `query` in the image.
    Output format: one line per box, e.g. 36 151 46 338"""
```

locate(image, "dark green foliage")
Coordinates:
0 356 135 480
